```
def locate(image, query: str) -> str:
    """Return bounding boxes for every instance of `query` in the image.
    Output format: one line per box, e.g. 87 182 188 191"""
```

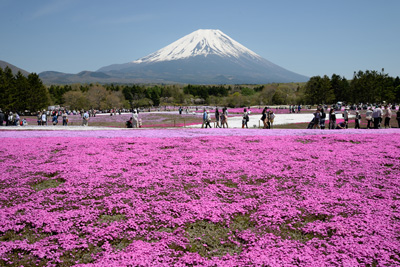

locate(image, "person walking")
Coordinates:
221 107 229 128
201 108 207 128
204 110 212 128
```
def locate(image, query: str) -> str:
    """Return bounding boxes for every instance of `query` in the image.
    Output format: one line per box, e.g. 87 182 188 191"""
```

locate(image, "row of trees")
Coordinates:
2 66 400 113
303 69 400 105
0 67 49 112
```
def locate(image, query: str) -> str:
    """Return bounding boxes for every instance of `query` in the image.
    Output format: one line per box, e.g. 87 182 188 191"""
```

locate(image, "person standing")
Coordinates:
320 108 326 129
221 107 229 128
365 107 373 129
329 108 336 129
355 111 361 129
62 111 68 126
383 105 392 128
82 110 89 126
41 111 47 126
343 108 349 129
37 111 42 126
261 107 268 129
0 109 4 126
269 110 275 129
396 108 400 128
132 109 139 128
313 109 321 129
372 105 382 129
242 108 249 129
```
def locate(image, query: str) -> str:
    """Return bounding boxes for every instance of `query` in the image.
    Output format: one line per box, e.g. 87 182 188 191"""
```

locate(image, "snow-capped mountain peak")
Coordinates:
133 29 262 63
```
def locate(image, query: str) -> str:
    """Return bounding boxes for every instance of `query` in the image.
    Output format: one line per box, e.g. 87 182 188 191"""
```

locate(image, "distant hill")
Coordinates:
0 60 30 76
39 70 117 84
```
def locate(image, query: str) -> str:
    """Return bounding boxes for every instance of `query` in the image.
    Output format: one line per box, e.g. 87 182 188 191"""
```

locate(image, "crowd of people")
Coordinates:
309 104 400 129
0 109 25 126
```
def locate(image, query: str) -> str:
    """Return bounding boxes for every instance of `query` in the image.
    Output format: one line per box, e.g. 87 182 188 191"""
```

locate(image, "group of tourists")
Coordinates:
35 110 69 126
201 107 229 128
126 109 142 128
260 108 276 129
309 104 400 129
288 105 302 113
0 109 25 126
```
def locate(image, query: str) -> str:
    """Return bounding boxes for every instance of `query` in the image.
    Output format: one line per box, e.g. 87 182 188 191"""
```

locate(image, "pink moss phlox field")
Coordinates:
1 130 400 266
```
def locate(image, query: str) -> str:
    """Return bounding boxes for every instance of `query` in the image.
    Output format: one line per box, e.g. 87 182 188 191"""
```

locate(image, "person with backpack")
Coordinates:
383 105 392 128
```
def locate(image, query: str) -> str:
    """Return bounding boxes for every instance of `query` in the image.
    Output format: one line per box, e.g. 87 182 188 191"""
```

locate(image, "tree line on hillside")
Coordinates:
0 67 49 113
303 69 400 105
47 83 300 110
1 66 399 113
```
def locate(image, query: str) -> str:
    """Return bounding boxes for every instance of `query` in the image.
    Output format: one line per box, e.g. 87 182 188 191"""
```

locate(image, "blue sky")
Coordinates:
1 0 399 79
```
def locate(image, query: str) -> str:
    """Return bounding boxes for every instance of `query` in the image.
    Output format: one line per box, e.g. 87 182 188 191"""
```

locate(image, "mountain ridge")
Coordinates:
39 29 309 84
0 60 30 76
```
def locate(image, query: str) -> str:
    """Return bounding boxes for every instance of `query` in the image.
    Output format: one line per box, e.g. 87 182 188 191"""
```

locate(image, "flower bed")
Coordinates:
1 130 399 266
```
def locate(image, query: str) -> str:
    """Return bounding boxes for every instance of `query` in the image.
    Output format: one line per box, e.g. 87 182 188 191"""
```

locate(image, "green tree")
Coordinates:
304 75 334 104
26 73 50 112
63 90 88 110
271 90 286 105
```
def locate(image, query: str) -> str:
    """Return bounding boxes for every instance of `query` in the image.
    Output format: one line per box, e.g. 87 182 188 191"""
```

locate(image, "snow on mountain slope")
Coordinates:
133 29 263 63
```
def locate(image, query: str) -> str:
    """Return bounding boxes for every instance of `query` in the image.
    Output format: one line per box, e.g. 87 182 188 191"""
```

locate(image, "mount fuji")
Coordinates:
97 29 308 84
39 29 308 84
